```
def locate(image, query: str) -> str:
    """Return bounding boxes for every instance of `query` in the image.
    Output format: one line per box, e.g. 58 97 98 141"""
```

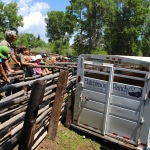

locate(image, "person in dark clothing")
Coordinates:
18 47 37 77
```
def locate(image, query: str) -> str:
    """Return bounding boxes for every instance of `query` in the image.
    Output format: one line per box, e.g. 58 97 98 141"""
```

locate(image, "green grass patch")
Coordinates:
55 128 101 150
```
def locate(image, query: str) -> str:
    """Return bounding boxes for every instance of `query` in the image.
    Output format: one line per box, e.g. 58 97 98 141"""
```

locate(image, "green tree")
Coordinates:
0 2 23 35
15 34 28 46
52 36 70 55
141 14 150 56
45 10 73 54
104 0 149 55
45 11 67 42
15 33 46 48
66 0 109 54
35 35 46 48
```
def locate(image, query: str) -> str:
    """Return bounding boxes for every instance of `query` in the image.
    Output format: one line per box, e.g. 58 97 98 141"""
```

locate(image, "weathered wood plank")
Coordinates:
0 112 25 131
0 73 59 93
19 80 46 150
48 70 69 140
0 90 25 102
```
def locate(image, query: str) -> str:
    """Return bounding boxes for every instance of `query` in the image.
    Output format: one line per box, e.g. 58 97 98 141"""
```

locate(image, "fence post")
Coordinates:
48 70 69 140
65 94 72 127
65 90 75 128
18 80 46 150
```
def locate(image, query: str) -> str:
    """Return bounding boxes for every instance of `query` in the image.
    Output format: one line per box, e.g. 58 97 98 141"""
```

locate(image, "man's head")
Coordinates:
5 30 17 43
42 53 48 61
62 56 69 62
25 48 30 55
42 53 47 58
19 47 27 55
0 46 11 59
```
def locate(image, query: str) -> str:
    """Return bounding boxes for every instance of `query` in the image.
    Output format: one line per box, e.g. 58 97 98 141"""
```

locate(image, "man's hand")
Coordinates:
17 61 21 66
32 63 37 67
5 78 10 83
47 70 51 74
42 72 46 76
7 69 15 73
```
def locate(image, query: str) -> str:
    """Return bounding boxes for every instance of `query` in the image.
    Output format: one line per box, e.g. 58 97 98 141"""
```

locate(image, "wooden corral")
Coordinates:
0 63 77 150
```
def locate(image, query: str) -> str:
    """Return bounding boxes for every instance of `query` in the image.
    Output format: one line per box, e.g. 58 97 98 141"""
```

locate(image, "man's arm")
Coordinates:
4 59 15 73
11 53 21 66
21 61 37 66
0 62 10 83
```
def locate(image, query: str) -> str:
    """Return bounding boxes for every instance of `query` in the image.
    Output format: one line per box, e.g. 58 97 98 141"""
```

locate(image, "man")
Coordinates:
18 47 37 77
0 30 20 73
0 46 11 83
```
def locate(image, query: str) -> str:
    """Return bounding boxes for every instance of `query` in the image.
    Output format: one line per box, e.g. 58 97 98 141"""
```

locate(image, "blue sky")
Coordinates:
48 0 70 11
2 0 71 42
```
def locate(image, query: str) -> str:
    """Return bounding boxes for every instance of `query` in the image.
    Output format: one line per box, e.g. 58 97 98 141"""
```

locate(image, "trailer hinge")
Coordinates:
140 117 144 124
144 94 148 101
137 139 141 145
80 81 84 88
148 73 150 80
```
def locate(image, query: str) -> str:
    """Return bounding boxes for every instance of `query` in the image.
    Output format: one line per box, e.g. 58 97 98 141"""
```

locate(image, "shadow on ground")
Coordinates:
69 126 129 150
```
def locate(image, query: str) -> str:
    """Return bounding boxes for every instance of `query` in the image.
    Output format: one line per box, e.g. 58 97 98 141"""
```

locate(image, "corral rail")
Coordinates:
0 63 77 150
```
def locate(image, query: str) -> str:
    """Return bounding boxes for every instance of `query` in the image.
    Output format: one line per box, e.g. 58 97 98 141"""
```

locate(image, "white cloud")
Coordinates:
30 2 49 13
17 0 50 42
21 12 45 30
2 0 50 42
18 1 30 16
18 11 48 42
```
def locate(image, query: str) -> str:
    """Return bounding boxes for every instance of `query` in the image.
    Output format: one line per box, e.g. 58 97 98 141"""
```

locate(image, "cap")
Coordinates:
63 57 69 60
42 53 47 58
0 46 10 59
35 55 42 60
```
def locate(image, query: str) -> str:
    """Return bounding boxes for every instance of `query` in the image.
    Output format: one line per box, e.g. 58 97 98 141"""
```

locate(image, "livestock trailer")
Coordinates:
72 54 150 150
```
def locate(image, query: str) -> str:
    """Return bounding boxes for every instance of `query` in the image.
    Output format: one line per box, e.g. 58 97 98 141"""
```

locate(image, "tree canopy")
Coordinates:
1 1 150 56
15 33 46 48
0 2 23 35
45 0 150 56
104 0 150 55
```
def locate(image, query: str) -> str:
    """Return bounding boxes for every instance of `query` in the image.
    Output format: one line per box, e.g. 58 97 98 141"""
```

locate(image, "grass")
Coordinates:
38 124 101 150
38 124 127 150
55 128 100 150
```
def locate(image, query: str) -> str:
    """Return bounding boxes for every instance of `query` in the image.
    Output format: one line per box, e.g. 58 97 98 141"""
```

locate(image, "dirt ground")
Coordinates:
37 124 69 150
37 124 127 150
37 123 93 150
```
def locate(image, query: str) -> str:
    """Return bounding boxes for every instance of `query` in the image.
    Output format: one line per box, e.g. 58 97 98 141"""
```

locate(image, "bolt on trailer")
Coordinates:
72 54 150 150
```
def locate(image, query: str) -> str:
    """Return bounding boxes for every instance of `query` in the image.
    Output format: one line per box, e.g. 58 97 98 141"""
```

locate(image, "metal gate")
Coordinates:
74 55 147 145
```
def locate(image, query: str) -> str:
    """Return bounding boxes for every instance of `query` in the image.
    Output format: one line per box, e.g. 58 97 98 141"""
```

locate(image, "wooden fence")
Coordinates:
0 63 77 150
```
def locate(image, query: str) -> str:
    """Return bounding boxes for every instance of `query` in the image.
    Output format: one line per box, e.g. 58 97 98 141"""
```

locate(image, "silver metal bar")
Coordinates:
84 69 109 75
102 65 114 135
115 67 148 74
114 73 145 81
135 73 149 143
